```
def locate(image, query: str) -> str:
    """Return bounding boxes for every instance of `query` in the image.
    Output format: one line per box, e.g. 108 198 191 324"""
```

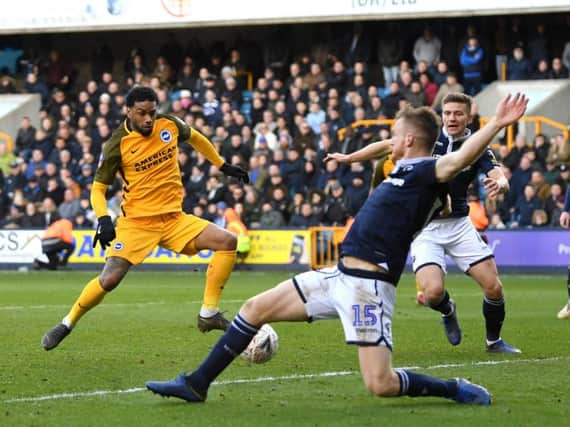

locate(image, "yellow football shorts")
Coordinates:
107 212 210 265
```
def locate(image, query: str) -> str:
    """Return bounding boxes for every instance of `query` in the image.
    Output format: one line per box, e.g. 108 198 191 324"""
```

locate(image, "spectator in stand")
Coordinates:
413 28 442 71
503 134 528 172
527 24 550 68
46 49 77 91
289 201 320 227
544 183 564 226
14 116 37 160
5 161 26 196
382 82 405 119
343 23 371 70
24 72 49 106
58 188 81 220
532 59 551 80
459 37 484 96
21 201 44 228
507 45 533 80
530 170 551 202
546 133 570 166
432 61 449 87
543 161 560 185
513 184 542 228
0 140 16 176
259 201 285 228
431 73 463 112
557 164 570 193
405 81 426 107
508 154 533 209
345 172 368 213
533 134 550 169
377 26 403 87
531 209 548 228
549 57 569 79
41 197 60 226
419 73 438 106
306 102 326 135
282 148 305 195
322 181 351 226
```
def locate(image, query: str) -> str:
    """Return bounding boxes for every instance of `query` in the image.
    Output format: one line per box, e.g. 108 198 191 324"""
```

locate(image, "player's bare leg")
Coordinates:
358 344 490 404
190 224 238 332
416 265 462 345
557 267 570 319
146 280 307 401
469 259 521 353
41 257 131 350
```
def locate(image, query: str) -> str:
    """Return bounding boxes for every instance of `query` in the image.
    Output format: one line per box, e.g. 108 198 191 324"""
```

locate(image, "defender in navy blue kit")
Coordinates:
146 94 527 405
411 93 520 354
329 93 520 353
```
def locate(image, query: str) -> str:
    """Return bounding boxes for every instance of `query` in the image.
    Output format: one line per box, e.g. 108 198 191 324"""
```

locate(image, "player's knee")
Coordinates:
224 232 237 251
423 281 444 302
363 373 398 397
99 272 123 291
483 279 503 299
240 296 266 326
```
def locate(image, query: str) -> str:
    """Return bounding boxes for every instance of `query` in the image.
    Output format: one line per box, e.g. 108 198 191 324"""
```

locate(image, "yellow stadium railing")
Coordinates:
235 70 253 91
479 116 569 150
0 131 14 152
309 226 345 269
337 119 395 141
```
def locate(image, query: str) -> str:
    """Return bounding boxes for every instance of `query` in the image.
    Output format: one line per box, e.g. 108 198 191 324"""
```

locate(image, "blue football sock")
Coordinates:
187 313 259 393
429 290 453 316
482 296 505 342
395 369 458 398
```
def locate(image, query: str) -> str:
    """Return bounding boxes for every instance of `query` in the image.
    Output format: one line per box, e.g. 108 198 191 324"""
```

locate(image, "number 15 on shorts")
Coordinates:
352 304 378 326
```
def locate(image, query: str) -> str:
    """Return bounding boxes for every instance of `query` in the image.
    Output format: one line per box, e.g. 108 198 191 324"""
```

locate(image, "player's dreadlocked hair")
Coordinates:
396 106 440 152
126 86 158 107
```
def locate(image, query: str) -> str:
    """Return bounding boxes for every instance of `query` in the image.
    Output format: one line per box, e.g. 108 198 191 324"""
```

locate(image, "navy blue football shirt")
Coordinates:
340 157 447 286
433 128 499 217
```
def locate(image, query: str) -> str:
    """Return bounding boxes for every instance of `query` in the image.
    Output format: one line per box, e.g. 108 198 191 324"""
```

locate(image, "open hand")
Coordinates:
494 93 529 128
482 177 500 199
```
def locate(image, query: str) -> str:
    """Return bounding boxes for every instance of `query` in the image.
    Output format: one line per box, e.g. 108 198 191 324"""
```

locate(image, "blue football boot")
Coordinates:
441 300 462 346
486 339 522 354
146 374 206 403
452 378 492 405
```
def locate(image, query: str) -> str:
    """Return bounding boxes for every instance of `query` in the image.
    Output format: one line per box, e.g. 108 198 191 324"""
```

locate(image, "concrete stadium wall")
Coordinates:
0 94 41 141
475 80 570 141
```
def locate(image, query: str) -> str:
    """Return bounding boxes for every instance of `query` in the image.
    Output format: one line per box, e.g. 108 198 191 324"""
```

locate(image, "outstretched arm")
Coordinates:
324 140 392 164
435 94 528 183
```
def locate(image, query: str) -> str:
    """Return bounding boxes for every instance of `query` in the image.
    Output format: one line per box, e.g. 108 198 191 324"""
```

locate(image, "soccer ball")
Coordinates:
240 324 279 364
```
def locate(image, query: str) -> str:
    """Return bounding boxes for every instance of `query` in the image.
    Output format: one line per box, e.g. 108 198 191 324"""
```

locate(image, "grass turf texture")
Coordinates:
1 270 568 426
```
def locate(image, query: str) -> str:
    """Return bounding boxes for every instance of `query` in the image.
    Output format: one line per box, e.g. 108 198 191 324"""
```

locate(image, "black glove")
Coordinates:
220 163 250 184
93 215 116 249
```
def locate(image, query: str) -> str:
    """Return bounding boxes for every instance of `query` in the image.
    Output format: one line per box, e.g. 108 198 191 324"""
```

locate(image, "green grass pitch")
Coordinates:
1 270 569 426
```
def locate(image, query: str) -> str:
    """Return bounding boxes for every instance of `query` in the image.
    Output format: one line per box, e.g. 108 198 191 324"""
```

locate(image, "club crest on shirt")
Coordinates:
113 242 124 251
160 129 172 143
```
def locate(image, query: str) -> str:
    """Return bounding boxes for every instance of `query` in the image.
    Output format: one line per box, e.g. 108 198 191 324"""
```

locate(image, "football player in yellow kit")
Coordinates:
42 87 249 350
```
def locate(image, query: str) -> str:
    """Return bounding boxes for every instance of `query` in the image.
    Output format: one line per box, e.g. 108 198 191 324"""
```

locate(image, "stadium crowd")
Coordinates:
1 19 570 232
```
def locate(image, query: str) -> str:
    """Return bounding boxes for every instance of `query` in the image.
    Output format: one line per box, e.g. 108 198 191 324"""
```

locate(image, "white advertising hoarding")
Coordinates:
0 0 569 34
0 229 43 263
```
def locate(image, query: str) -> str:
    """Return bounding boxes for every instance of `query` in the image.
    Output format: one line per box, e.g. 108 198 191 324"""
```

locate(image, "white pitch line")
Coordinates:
4 356 567 404
0 300 245 311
